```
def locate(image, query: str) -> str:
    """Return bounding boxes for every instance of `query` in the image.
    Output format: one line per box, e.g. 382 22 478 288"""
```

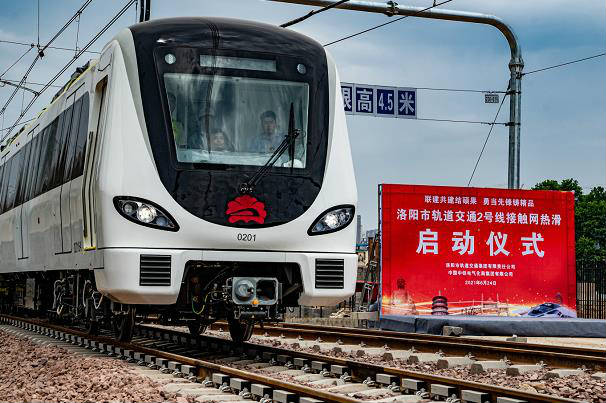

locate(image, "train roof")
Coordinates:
126 17 326 57
0 60 95 159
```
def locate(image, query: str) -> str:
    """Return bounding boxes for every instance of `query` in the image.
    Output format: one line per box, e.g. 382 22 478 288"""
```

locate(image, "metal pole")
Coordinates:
270 0 524 188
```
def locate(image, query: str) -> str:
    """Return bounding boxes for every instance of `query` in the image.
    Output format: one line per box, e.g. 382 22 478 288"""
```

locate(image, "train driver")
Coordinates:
167 93 184 147
246 110 284 154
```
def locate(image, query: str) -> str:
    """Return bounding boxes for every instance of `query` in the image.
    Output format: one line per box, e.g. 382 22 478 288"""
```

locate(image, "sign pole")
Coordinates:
270 0 524 188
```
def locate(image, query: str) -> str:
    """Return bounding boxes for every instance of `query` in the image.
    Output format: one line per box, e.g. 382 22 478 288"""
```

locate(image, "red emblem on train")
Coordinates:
226 195 267 224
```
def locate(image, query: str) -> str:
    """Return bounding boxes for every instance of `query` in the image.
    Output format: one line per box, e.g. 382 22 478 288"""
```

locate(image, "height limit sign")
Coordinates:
484 92 500 103
341 83 417 119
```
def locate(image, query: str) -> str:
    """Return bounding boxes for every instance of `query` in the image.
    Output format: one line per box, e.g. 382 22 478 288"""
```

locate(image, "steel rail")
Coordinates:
207 322 605 371
0 315 590 403
142 323 585 403
0 315 358 403
272 322 606 357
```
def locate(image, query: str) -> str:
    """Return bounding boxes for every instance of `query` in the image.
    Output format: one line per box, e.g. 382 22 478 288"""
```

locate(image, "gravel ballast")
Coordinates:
0 328 182 403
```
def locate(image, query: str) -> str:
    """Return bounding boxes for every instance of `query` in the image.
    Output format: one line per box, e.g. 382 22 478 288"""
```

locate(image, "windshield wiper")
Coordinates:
239 103 301 194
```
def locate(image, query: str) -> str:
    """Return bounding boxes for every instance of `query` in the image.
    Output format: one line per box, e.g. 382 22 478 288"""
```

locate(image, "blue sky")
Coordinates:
0 0 604 230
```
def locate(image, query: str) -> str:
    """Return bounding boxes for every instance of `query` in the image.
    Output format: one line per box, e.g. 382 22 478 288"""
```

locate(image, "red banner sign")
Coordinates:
380 184 576 318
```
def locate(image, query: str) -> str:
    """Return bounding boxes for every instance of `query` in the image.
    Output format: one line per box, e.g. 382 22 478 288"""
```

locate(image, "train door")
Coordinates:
69 91 89 253
53 94 75 256
5 149 23 268
59 90 83 254
82 81 106 250
82 48 112 251
21 128 40 262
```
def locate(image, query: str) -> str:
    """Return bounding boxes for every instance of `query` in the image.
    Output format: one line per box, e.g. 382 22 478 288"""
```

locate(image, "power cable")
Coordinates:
74 11 82 57
37 0 94 58
0 39 100 54
416 86 506 94
418 117 507 125
522 52 605 76
467 83 510 187
0 45 34 79
0 0 96 120
1 0 137 143
0 80 40 95
37 0 40 48
323 0 454 47
0 79 61 88
281 0 349 28
0 118 35 132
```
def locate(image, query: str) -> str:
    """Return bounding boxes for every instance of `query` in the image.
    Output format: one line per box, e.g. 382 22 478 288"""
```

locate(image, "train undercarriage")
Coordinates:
0 262 303 343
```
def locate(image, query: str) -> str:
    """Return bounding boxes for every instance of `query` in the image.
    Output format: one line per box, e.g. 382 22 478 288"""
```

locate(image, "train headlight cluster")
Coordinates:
308 205 355 235
113 196 179 232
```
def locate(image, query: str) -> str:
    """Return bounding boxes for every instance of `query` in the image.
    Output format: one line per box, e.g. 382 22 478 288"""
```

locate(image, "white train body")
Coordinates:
0 18 356 323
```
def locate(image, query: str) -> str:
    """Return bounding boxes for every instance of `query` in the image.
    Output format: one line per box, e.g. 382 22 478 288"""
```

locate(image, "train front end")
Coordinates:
94 18 357 338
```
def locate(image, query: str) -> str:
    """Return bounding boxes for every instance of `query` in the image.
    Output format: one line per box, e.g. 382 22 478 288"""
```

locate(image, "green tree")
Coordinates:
532 179 605 266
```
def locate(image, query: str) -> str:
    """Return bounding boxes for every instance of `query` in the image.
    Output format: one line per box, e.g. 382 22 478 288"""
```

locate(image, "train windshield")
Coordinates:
163 73 309 168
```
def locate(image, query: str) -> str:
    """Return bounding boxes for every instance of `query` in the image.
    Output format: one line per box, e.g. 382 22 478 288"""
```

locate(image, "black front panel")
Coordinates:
129 18 329 228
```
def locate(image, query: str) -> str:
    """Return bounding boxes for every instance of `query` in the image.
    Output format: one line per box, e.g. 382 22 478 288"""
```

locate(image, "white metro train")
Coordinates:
0 17 357 342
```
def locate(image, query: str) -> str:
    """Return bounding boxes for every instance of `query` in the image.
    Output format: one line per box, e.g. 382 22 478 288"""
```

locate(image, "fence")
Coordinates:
576 262 606 319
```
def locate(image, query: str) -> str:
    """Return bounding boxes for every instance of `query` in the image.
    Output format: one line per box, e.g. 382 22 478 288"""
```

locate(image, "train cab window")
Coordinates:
71 94 89 179
5 150 23 211
163 74 308 168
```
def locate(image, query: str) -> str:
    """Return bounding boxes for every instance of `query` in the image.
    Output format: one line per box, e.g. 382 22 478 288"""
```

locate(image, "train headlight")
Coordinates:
308 205 355 236
136 204 157 223
113 196 179 232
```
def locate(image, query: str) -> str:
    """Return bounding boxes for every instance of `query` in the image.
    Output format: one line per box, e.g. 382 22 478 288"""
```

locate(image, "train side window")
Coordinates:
26 135 41 201
47 113 65 190
5 150 23 211
56 104 76 186
49 111 67 189
0 159 12 213
38 118 59 194
71 94 89 179
15 142 32 206
63 98 82 182
34 127 50 197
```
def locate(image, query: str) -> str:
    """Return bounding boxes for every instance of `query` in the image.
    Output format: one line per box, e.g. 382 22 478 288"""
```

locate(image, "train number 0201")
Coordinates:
237 233 256 242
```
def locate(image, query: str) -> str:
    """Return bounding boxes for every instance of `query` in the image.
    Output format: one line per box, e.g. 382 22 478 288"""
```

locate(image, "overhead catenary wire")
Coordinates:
467 83 510 187
0 0 96 120
418 117 507 125
0 39 101 55
36 0 40 48
0 80 40 95
0 45 35 79
0 117 36 132
37 0 94 58
323 0 454 47
1 0 138 143
281 0 349 28
0 79 61 88
522 52 605 76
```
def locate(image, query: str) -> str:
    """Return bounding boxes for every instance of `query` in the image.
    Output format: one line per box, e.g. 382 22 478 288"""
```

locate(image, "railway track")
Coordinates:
2 314 602 403
209 321 605 371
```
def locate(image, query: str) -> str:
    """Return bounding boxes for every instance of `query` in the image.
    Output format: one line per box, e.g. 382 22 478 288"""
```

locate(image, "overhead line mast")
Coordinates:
270 0 524 189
